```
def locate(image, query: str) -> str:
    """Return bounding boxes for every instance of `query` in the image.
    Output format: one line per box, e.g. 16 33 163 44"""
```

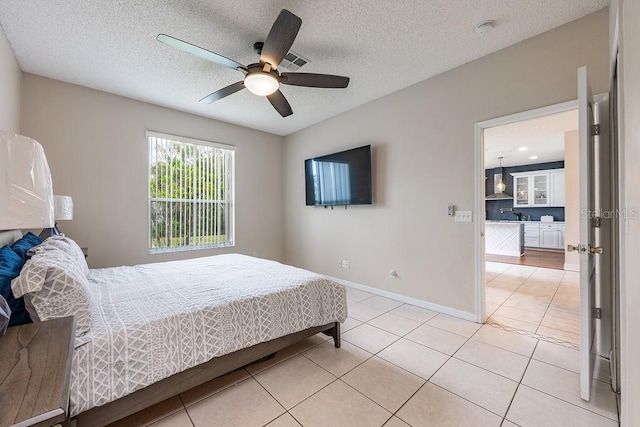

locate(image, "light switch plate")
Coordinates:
455 210 473 222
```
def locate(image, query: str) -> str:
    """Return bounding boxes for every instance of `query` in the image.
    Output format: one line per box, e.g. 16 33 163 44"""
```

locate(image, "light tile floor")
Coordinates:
109 288 619 427
486 262 581 347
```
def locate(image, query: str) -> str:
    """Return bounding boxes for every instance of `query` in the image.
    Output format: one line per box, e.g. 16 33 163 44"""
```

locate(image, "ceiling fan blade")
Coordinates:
260 10 302 69
199 81 245 104
280 73 350 88
157 34 246 72
267 90 293 117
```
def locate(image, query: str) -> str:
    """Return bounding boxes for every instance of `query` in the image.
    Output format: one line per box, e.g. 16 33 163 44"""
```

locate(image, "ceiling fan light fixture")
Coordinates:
244 73 279 96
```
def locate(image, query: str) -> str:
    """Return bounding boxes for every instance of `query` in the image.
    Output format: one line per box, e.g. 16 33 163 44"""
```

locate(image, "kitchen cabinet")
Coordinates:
524 223 540 247
511 169 565 207
523 222 565 249
539 223 565 249
485 222 524 256
550 171 566 206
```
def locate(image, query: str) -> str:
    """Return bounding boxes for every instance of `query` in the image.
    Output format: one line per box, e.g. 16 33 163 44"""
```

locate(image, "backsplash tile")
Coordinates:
485 161 565 222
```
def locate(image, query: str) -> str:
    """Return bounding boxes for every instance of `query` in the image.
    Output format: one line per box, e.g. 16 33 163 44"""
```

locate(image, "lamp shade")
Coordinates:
0 131 54 229
54 195 73 221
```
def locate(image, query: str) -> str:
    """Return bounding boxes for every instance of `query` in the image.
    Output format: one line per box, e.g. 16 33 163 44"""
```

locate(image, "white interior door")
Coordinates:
576 66 600 401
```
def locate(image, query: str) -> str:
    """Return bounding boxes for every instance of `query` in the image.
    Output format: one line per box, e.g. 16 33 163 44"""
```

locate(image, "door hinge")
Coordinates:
593 216 601 228
593 307 602 319
591 124 601 136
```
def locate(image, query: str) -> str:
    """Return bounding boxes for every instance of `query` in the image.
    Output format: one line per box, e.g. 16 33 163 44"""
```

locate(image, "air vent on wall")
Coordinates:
279 51 310 71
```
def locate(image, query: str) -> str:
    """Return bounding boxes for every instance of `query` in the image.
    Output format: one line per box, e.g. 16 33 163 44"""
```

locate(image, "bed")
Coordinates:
1 231 347 427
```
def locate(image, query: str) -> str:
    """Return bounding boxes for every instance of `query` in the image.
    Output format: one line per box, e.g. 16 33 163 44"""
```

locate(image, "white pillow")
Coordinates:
30 235 89 275
11 247 92 340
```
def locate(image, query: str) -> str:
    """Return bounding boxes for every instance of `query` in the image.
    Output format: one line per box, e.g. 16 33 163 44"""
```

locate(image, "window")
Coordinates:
147 131 234 253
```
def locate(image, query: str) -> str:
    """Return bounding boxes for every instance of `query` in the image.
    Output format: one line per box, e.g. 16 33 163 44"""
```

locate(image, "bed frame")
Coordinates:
74 321 341 427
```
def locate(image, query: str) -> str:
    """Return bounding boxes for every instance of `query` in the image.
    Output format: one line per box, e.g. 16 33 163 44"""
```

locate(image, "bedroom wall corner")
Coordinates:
20 75 286 268
0 23 21 133
282 8 610 315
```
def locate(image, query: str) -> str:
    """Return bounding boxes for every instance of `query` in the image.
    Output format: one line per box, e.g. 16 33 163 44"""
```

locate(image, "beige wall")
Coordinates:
0 24 21 132
618 0 639 424
283 9 610 315
20 74 285 268
564 130 580 270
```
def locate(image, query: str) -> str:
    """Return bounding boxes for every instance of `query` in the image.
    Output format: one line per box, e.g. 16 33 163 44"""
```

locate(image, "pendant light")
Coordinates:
496 157 507 192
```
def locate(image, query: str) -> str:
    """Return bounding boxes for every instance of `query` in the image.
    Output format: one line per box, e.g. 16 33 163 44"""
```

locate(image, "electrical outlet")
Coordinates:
252 252 257 257
389 269 397 279
454 210 473 222
341 260 350 269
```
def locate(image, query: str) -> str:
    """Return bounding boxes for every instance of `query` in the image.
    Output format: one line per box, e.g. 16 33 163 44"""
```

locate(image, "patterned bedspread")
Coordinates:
70 254 347 416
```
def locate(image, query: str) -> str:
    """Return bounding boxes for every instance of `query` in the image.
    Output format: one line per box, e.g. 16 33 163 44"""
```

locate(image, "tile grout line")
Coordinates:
491 265 541 327
500 339 541 425
176 394 196 427
252 331 393 424
292 311 466 425
249 364 305 425
534 273 564 335
487 263 580 348
509 339 619 423
515 383 620 422
391 319 508 422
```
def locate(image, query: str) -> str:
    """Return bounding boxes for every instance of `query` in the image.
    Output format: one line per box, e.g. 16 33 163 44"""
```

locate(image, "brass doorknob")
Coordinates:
567 244 603 254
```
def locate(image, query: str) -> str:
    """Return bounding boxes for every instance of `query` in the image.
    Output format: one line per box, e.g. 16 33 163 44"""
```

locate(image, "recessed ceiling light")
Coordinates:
518 147 528 151
474 20 495 35
529 155 538 160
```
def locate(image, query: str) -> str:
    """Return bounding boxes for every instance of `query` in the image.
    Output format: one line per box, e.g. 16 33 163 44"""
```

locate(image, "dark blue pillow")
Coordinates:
10 232 43 261
0 245 32 326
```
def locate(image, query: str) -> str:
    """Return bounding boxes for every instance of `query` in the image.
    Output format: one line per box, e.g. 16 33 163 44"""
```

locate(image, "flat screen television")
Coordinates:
305 145 372 206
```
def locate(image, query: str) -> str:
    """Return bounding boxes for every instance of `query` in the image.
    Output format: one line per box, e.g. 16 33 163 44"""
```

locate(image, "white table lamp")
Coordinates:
39 195 73 238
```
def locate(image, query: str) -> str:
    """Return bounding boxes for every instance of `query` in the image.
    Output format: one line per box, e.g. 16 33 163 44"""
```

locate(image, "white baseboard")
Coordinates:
327 275 477 323
564 263 580 272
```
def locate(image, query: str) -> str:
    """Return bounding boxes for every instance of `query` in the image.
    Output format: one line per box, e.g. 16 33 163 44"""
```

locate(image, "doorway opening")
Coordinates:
480 107 580 346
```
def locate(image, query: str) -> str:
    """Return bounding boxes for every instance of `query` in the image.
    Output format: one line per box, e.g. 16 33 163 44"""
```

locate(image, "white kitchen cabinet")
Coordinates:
515 175 530 206
524 223 540 248
523 222 565 249
539 223 565 249
550 171 566 206
511 169 565 207
485 222 524 256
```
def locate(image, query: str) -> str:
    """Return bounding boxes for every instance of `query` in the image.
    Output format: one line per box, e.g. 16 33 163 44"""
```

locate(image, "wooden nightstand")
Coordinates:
0 317 76 427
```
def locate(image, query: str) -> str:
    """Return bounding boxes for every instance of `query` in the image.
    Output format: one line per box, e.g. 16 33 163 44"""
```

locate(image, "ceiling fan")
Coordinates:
157 9 350 118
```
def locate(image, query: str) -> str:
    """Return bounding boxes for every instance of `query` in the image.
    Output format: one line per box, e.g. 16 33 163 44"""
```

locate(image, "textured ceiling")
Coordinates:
484 109 578 169
0 1 608 136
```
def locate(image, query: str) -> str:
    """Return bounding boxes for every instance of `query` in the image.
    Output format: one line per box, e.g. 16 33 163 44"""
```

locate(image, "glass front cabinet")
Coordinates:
511 169 565 207
515 176 529 206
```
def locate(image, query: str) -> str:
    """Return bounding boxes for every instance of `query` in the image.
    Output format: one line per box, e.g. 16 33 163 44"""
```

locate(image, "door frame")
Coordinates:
474 96 618 328
474 99 580 324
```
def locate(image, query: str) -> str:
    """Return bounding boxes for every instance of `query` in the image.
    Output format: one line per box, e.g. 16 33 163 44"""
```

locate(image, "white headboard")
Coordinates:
0 230 22 247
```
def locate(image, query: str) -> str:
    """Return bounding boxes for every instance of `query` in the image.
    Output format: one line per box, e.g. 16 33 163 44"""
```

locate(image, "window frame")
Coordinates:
146 130 235 254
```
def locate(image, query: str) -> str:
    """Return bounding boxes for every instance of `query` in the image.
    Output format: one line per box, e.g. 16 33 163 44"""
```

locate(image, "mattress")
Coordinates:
70 254 347 416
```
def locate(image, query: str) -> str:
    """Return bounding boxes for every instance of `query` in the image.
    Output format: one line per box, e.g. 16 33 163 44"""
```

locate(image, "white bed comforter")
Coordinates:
71 254 347 416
